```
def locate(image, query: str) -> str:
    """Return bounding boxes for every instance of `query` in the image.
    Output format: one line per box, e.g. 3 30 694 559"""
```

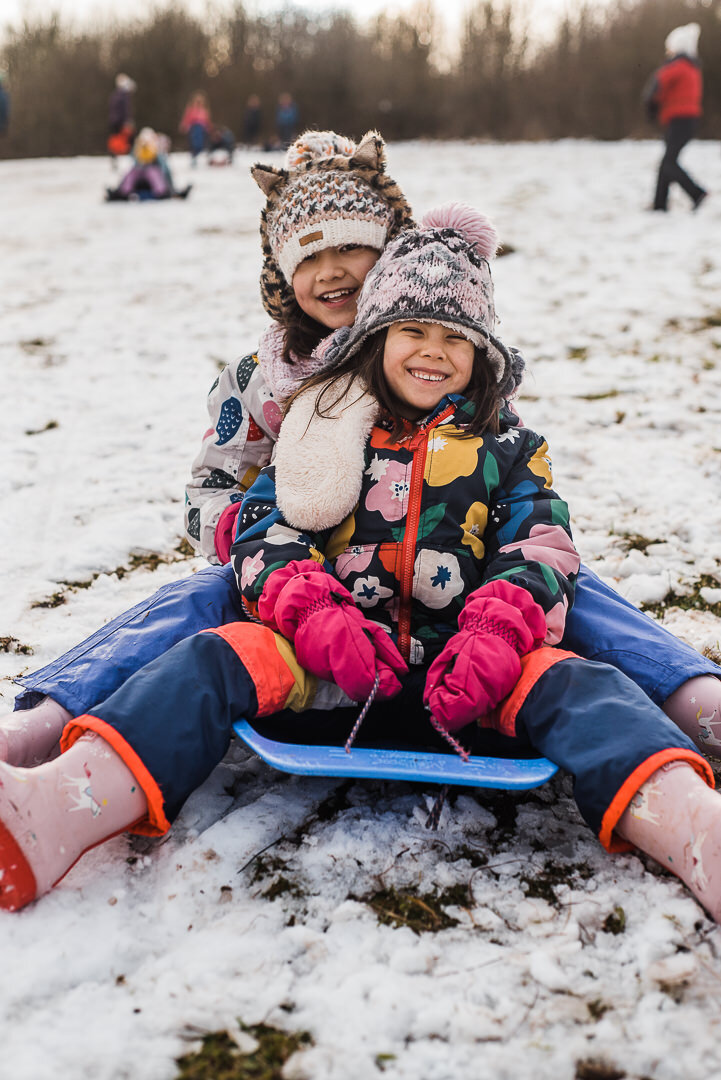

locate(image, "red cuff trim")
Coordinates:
492 646 577 737
204 623 296 717
61 716 171 837
600 747 715 853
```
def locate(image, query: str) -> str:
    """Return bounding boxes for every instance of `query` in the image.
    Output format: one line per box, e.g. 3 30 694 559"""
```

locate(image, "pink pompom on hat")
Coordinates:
313 202 515 392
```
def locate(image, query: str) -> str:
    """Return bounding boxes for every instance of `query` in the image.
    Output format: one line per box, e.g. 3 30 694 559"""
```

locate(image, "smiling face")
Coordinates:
382 321 476 420
291 245 380 329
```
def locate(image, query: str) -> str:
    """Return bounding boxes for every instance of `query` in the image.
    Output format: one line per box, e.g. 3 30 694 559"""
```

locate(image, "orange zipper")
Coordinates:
396 405 455 660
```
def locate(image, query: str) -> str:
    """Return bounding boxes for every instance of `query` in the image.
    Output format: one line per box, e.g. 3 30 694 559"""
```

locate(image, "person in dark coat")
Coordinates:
242 94 262 146
275 92 299 149
107 73 136 162
0 71 10 137
643 23 707 212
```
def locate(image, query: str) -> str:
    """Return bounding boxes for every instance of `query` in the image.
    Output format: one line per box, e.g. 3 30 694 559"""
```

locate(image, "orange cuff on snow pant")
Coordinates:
61 715 171 837
600 747 715 853
491 646 579 737
203 623 297 716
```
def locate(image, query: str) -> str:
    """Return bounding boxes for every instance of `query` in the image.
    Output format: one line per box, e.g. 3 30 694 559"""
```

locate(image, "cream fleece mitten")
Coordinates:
663 676 721 757
617 760 721 922
0 733 147 911
0 697 72 766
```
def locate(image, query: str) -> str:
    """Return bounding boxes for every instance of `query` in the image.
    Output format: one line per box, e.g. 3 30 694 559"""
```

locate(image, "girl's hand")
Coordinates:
424 581 546 733
259 560 407 702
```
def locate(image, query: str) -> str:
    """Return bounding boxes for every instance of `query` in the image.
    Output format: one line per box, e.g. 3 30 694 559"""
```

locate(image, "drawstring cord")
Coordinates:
425 712 470 831
344 678 470 833
344 671 380 753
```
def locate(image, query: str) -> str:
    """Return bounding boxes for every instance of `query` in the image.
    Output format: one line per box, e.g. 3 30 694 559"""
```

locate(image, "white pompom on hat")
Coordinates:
665 23 700 58
115 73 137 92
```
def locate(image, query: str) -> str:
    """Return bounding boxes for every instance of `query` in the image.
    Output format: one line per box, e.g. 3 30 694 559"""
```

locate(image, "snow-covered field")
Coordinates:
1 140 721 1080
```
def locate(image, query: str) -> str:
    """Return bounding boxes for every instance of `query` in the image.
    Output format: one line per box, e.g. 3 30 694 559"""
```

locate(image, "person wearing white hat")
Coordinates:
643 22 707 211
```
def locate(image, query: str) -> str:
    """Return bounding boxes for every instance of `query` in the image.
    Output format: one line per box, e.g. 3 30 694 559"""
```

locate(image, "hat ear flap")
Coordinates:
251 163 286 196
350 131 385 171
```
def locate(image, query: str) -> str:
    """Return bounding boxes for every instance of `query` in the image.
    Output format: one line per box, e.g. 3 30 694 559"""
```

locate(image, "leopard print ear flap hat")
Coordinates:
251 129 415 321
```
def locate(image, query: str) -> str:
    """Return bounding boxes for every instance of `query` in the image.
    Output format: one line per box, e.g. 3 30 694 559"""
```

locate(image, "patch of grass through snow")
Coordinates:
175 1023 312 1080
641 574 721 619
359 884 465 934
30 539 196 608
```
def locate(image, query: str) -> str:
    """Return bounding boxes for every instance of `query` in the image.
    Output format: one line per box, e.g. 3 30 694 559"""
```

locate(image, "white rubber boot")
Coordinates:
663 676 721 757
617 760 721 922
0 697 72 766
0 733 147 910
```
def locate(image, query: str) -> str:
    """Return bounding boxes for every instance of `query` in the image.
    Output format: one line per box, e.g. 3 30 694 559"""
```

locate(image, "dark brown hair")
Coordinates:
286 327 502 439
278 297 329 363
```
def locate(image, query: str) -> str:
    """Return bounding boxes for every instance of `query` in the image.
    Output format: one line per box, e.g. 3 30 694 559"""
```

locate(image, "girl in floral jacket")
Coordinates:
2 205 720 920
3 133 719 782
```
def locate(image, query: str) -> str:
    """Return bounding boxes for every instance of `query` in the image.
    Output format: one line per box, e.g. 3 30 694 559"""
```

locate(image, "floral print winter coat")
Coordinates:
232 394 580 666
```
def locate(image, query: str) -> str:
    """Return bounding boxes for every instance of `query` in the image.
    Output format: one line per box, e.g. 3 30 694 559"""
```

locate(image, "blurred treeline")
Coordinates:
1 0 720 158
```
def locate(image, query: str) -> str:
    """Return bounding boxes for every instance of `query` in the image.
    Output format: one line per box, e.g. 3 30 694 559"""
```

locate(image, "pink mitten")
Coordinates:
214 502 241 564
259 560 407 701
424 580 546 733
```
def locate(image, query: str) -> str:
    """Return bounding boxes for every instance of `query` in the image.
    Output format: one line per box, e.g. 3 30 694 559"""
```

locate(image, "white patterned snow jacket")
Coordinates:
184 325 326 562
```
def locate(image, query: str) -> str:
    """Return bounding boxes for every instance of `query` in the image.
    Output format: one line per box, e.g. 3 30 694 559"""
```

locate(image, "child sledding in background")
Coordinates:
2 131 719 778
1 205 720 919
105 127 191 202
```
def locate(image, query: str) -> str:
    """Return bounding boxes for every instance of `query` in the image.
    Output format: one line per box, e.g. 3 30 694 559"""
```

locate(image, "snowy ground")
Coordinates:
1 140 721 1080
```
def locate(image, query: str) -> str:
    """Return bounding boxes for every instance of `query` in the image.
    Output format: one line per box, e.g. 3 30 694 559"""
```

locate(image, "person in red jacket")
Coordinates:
644 22 707 212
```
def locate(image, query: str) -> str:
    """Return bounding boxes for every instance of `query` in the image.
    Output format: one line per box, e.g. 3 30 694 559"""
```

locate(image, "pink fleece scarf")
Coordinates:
255 324 326 404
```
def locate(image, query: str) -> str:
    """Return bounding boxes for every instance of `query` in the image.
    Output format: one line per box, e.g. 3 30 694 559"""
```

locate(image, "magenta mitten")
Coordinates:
214 503 242 564
260 560 407 701
424 580 547 733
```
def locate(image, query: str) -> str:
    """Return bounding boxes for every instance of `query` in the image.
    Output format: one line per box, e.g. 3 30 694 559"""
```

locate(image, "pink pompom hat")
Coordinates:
313 203 515 393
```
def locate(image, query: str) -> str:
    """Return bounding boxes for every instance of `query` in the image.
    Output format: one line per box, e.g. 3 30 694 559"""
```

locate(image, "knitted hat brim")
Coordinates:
277 218 390 284
316 310 513 393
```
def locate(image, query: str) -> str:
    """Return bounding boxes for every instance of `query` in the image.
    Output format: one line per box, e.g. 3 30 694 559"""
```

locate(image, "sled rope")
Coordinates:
425 713 470 830
425 784 450 831
344 671 380 753
428 712 470 762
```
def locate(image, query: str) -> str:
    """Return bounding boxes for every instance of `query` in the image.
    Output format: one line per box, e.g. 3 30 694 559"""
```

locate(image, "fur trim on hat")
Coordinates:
252 130 414 321
274 375 380 531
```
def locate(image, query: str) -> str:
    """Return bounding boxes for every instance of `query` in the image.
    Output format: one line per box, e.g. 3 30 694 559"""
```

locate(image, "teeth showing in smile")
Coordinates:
320 288 354 301
409 370 445 382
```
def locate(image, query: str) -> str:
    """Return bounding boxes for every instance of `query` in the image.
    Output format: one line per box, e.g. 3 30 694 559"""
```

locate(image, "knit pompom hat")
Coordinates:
251 130 414 320
665 22 700 58
312 203 520 397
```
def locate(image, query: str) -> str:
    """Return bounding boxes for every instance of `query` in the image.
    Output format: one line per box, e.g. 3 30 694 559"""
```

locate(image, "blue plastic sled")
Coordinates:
233 718 558 792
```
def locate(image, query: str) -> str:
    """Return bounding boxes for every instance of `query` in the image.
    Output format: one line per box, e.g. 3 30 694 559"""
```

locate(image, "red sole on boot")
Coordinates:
0 818 38 911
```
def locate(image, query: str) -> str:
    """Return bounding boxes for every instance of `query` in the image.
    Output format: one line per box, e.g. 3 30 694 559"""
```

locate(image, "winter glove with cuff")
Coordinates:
259 559 408 702
424 580 546 733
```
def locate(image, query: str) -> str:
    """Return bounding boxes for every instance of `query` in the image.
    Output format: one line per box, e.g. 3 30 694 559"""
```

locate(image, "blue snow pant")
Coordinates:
64 626 710 846
188 122 207 159
15 562 720 717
